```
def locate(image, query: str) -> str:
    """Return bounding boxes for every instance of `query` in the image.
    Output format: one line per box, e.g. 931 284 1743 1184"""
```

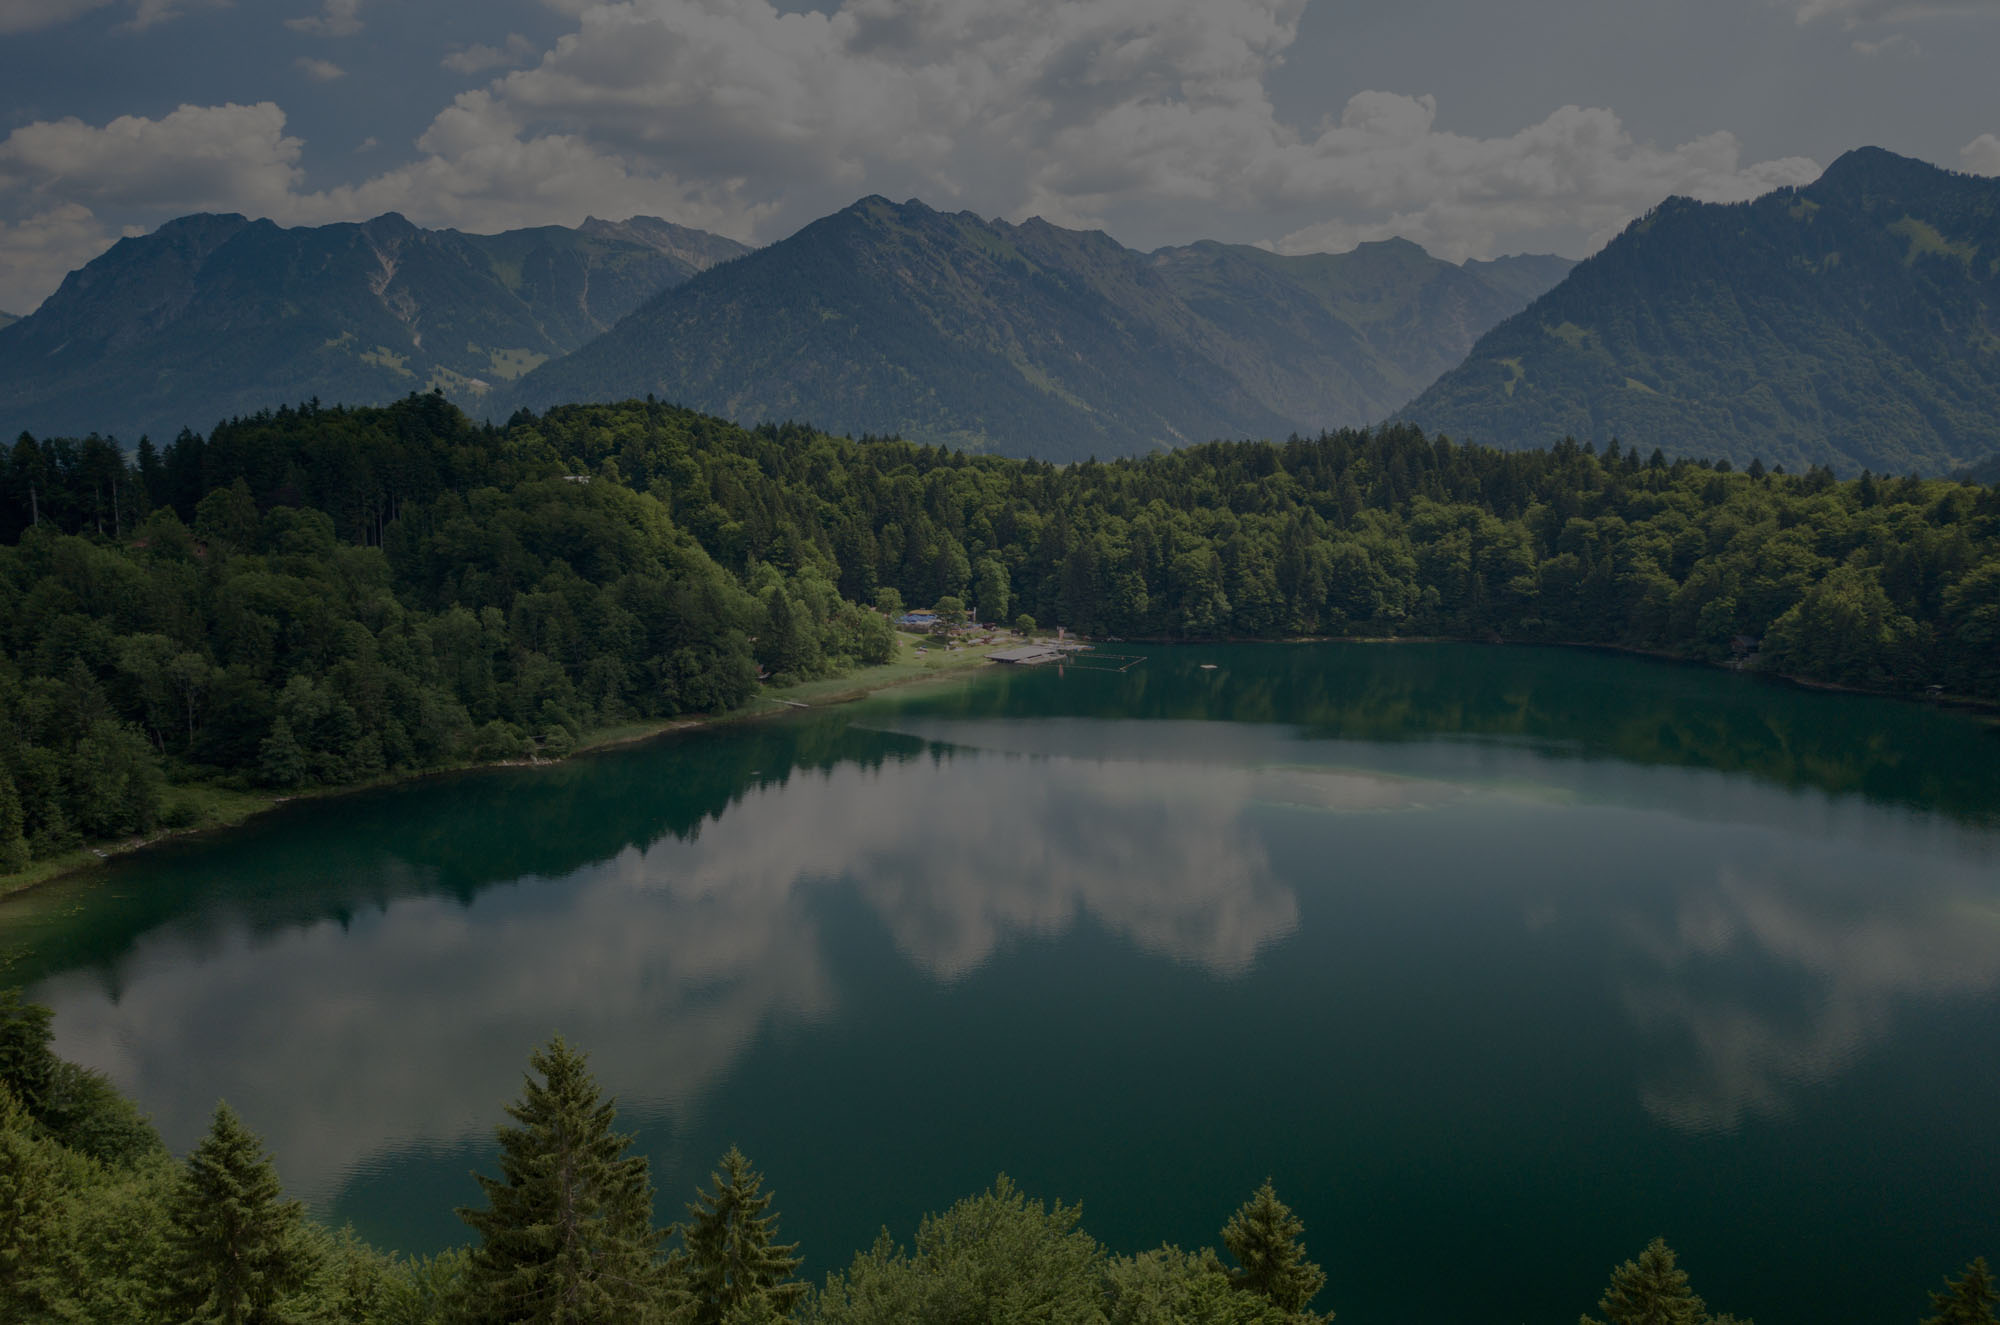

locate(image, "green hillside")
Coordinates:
0 213 748 443
1399 147 2000 475
503 197 1569 461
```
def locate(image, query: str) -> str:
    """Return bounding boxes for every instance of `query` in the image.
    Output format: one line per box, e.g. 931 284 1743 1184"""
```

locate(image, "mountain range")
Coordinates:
501 196 1573 461
1399 147 2000 475
5 147 1996 477
0 212 749 443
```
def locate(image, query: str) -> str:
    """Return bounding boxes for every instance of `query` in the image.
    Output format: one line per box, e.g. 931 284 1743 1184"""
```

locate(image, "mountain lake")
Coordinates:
4 642 1997 1323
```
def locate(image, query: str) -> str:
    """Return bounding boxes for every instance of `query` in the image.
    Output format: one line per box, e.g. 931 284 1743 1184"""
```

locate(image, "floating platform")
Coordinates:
988 644 1144 672
988 644 1068 665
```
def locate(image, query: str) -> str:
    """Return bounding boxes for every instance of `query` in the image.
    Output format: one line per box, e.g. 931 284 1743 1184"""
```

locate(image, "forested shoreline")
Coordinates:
4 392 1999 875
5 990 1994 1324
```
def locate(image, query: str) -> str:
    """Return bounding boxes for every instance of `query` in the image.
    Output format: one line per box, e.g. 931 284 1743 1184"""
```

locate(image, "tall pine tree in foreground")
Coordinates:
1581 1237 1750 1325
157 1101 317 1325
1922 1258 1999 1325
1220 1179 1330 1323
674 1145 806 1325
456 1036 667 1324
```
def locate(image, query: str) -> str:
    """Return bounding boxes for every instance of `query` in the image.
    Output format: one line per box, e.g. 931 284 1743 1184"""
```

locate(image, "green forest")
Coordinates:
4 392 1999 874
6 989 1995 1325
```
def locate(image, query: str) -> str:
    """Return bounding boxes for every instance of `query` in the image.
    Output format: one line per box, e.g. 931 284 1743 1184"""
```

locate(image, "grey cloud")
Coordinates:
0 0 221 33
0 0 114 34
295 56 345 81
1787 0 1998 21
442 33 537 76
286 0 360 37
1850 31 1921 52
0 0 1921 312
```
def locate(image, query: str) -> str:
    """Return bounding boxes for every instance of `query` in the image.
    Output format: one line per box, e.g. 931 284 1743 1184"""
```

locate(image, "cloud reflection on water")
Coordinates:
38 748 1305 1200
1606 825 2000 1133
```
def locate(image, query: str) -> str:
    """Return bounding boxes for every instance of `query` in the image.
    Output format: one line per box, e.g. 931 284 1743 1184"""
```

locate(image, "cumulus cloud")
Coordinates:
1962 132 2000 174
442 33 537 75
381 0 1819 259
0 203 126 315
0 101 304 214
295 56 345 81
1268 99 1821 260
0 0 1835 308
286 0 361 37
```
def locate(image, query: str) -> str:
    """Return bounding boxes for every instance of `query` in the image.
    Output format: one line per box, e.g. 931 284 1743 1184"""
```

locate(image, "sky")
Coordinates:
1 0 1998 316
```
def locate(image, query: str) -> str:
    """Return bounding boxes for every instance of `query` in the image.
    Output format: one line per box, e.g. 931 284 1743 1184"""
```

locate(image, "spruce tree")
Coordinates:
674 1145 806 1325
257 717 307 789
1922 1258 1999 1325
158 1101 317 1325
0 1087 75 1321
0 771 29 873
1220 1179 1329 1321
1581 1237 1750 1325
456 1037 667 1324
0 990 55 1118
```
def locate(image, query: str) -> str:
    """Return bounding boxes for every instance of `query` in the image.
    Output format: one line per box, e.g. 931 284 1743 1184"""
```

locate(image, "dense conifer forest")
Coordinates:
6 989 1995 1324
4 392 1999 874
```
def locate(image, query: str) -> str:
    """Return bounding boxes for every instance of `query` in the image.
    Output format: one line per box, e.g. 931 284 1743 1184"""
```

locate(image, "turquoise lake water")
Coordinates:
7 643 1999 1322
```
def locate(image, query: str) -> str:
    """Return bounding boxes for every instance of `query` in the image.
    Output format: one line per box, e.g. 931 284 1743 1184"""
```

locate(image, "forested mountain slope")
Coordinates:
502 197 1571 460
1398 148 2000 476
0 213 749 443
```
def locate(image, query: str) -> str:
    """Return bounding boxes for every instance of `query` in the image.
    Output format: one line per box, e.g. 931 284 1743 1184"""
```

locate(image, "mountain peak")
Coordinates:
1809 146 1944 198
1400 145 2000 475
0 211 743 442
361 211 418 235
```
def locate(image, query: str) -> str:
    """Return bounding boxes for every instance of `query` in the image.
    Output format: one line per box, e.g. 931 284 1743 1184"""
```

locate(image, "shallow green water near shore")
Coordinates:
9 643 2000 1323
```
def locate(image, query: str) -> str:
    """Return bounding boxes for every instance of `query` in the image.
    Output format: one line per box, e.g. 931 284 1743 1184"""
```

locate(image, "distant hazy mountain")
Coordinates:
1398 148 2000 475
503 196 1572 460
0 311 17 330
0 213 749 442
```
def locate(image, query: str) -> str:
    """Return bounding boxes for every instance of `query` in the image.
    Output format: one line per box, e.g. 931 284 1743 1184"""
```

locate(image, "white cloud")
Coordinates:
1267 99 1822 261
442 33 537 75
1962 132 2000 174
294 56 345 81
0 0 1837 309
286 0 360 37
1850 31 1921 52
373 0 1818 260
0 102 304 214
0 203 123 315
